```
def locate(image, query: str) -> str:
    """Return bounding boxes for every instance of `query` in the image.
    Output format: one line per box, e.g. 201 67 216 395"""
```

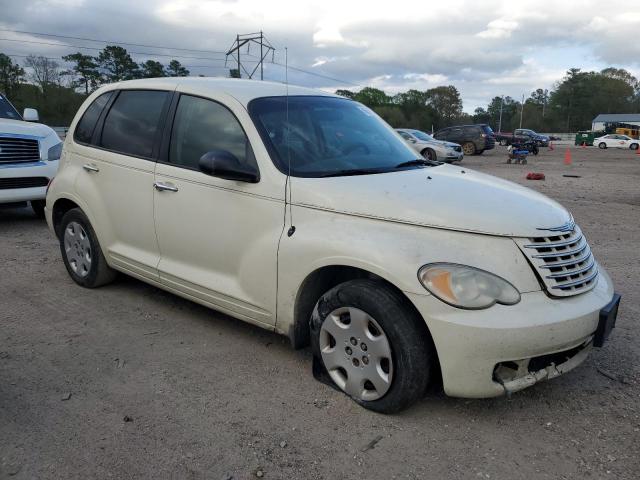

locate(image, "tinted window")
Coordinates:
0 94 21 120
101 90 168 158
169 95 255 170
74 92 113 144
463 126 478 135
482 125 494 134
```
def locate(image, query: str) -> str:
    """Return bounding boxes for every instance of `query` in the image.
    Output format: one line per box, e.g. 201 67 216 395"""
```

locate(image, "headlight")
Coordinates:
47 142 63 161
418 263 521 309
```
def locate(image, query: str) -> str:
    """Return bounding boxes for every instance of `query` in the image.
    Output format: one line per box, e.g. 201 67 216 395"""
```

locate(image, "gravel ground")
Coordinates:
1 144 638 479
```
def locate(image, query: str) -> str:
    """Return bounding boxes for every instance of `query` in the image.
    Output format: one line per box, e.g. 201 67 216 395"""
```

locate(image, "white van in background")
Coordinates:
0 93 62 217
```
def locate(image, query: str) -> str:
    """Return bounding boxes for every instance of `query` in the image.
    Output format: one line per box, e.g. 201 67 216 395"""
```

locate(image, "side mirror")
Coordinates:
23 108 39 122
198 150 259 183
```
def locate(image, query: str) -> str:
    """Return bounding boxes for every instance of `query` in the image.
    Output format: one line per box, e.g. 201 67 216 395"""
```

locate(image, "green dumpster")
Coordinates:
575 131 594 146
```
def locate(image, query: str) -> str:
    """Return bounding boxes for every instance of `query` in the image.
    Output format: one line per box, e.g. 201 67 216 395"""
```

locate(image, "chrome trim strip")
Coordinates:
538 246 592 268
524 232 582 249
532 237 587 258
551 267 599 289
545 257 596 279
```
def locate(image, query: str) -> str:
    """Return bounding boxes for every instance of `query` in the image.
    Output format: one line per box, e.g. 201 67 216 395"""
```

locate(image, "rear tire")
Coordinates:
310 279 434 413
462 142 476 155
599 142 607 149
631 143 639 150
499 139 507 146
59 208 116 288
31 200 45 218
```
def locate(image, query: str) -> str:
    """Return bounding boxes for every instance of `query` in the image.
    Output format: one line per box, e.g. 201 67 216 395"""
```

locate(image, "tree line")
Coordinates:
336 68 640 133
0 46 191 125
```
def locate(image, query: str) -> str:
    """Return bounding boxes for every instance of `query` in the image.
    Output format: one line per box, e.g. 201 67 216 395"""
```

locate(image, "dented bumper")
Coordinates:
405 267 615 398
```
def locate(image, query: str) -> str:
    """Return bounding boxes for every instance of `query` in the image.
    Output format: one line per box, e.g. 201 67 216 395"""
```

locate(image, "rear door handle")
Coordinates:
154 181 178 192
83 163 99 173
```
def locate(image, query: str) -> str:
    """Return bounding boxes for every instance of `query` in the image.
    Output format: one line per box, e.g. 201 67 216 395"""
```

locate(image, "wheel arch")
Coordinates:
289 264 435 357
52 197 81 239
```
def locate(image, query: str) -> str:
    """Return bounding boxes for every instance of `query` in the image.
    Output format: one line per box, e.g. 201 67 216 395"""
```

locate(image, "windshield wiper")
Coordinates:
318 167 388 178
394 158 440 169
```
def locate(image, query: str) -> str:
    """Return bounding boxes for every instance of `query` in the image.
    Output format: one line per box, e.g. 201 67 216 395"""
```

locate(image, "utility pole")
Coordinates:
498 95 504 133
226 32 275 80
519 93 525 128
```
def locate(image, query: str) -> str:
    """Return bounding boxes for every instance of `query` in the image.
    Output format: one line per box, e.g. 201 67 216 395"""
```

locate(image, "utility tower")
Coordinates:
226 32 275 80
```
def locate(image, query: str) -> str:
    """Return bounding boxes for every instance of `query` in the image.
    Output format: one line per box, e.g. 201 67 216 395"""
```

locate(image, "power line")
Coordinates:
0 28 226 54
0 38 225 60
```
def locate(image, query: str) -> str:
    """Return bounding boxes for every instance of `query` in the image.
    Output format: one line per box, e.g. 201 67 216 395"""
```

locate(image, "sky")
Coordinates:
1 0 639 112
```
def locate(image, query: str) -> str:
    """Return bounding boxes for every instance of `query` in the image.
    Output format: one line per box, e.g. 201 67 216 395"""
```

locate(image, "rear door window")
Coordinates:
100 90 169 158
74 92 113 145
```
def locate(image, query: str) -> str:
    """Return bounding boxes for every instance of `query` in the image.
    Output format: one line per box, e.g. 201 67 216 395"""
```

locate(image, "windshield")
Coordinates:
249 96 423 177
409 130 434 141
0 94 21 120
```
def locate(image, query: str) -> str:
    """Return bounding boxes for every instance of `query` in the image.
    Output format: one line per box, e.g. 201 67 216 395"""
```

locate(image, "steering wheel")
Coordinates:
342 142 370 155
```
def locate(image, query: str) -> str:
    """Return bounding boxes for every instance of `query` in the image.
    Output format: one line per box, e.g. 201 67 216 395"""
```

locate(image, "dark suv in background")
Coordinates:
434 124 495 155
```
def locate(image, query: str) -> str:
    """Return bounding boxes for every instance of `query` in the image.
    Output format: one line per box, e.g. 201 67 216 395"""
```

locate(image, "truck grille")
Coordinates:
0 177 49 190
515 225 598 297
0 137 40 163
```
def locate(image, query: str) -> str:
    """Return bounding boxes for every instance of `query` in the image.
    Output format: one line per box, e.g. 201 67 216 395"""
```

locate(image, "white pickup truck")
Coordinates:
0 93 62 217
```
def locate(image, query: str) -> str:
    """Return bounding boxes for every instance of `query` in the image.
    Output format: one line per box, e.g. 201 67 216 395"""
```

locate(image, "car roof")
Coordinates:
95 77 337 107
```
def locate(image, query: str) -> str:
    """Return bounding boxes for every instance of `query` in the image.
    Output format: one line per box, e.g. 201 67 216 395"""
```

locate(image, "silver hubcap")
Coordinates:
64 221 92 278
319 307 393 401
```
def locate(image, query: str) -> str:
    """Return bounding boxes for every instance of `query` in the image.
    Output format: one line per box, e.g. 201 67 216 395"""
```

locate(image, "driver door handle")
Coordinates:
83 163 99 173
154 181 178 192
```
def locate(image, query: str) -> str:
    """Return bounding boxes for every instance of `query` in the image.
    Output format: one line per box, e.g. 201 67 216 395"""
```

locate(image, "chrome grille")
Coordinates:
515 225 598 297
0 137 40 163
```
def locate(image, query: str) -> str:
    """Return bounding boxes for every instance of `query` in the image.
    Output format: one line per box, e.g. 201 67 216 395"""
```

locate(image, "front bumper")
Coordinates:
405 267 615 398
445 150 464 161
0 160 58 204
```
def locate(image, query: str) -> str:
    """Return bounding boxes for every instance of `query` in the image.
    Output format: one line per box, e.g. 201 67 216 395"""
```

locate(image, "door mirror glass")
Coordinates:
23 108 39 122
199 150 259 183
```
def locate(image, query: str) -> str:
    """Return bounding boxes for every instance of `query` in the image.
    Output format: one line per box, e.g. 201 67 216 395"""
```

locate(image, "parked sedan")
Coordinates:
396 128 463 162
594 134 639 150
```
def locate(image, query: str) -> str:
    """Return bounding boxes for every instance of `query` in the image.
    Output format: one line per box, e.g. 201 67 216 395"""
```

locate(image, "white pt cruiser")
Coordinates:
45 78 619 413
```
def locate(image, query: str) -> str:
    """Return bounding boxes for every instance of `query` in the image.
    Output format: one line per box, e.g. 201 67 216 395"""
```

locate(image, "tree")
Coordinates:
166 60 189 77
140 60 166 78
25 55 60 96
62 52 100 94
0 53 25 97
97 45 140 82
335 89 355 99
425 86 463 126
353 87 390 108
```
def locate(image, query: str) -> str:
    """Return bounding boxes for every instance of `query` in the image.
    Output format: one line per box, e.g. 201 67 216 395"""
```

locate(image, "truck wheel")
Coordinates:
421 148 436 161
310 279 434 413
598 142 607 149
462 142 476 155
59 208 117 288
31 200 45 218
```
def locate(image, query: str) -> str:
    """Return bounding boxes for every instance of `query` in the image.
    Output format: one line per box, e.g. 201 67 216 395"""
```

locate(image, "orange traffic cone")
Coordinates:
549 142 554 151
636 146 640 156
564 148 572 165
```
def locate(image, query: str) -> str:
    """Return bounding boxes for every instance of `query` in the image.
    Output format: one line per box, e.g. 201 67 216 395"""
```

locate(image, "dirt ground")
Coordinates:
1 144 638 480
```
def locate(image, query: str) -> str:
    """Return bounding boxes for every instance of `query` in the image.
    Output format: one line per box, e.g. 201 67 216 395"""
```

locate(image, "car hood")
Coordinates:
418 139 458 149
292 164 571 237
0 118 55 138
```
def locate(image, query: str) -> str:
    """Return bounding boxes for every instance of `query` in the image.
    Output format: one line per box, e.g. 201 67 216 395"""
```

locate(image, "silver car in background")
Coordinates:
396 128 463 162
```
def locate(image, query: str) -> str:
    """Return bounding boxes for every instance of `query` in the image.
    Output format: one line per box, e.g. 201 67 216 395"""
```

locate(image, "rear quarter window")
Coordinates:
74 92 113 145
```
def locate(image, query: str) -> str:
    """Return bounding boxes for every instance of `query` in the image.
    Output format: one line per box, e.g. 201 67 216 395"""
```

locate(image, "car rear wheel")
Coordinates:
421 148 436 161
310 279 434 413
630 143 639 150
499 139 507 146
462 142 476 155
59 208 117 288
599 142 607 149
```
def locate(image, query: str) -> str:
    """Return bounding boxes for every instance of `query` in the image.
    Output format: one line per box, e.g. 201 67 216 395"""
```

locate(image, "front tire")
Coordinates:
421 148 436 161
310 279 434 413
599 142 607 149
59 208 116 288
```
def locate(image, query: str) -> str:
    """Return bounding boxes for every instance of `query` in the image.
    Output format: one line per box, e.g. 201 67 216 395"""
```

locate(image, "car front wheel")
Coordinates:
310 279 434 413
59 208 116 288
421 148 436 161
599 142 607 149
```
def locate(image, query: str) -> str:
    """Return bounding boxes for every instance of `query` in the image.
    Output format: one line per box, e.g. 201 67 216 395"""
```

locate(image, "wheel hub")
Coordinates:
319 306 393 401
64 221 92 278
